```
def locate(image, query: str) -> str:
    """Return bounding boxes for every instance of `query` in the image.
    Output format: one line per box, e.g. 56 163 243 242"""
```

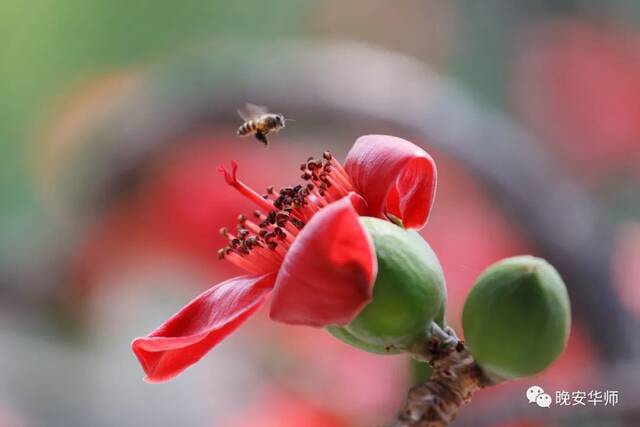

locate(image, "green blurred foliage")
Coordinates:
0 0 311 222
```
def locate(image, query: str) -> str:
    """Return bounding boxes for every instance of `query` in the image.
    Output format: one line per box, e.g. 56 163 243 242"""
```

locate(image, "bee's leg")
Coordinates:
254 131 269 147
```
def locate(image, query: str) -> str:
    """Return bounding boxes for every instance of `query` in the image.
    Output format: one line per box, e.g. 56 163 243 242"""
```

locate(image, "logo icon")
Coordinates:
526 385 544 403
526 385 551 407
536 393 552 408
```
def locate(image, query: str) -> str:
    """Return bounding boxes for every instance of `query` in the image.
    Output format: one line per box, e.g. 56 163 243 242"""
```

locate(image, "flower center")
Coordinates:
217 151 355 274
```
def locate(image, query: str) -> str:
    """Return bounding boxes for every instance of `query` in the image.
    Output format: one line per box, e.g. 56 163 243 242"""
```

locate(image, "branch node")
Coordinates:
393 338 487 427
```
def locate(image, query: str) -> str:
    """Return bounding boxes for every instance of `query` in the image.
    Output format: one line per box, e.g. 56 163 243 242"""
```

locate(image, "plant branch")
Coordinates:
392 335 488 427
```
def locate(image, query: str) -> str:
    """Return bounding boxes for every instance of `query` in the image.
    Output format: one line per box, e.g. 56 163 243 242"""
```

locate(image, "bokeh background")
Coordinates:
2 1 640 426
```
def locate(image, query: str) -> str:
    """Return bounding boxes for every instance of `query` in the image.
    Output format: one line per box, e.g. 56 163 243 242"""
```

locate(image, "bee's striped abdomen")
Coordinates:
237 120 257 136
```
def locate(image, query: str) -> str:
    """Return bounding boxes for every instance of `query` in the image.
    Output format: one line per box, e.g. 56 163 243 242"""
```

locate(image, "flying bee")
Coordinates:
236 103 290 147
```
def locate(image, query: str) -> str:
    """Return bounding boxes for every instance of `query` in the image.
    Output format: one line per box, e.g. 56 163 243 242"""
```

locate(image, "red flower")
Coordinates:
132 135 437 382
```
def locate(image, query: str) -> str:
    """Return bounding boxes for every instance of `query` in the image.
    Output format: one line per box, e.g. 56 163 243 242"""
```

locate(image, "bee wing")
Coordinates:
237 103 269 121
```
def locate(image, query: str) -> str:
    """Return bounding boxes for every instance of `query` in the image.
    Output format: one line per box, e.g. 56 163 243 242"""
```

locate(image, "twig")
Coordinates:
393 336 487 427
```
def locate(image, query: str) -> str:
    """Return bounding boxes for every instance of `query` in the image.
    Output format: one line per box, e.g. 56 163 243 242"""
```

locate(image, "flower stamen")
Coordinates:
218 151 355 274
218 161 276 214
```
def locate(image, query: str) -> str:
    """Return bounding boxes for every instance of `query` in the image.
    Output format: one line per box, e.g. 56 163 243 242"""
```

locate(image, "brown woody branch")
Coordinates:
392 339 487 427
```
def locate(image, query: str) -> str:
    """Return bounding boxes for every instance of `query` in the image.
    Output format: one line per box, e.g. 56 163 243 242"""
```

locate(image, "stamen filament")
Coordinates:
252 246 284 267
324 173 350 197
218 152 355 276
283 221 300 237
329 159 355 188
219 161 277 214
226 252 270 275
309 188 329 207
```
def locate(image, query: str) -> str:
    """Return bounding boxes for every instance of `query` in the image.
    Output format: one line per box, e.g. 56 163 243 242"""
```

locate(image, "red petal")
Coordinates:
344 135 437 229
132 273 275 382
270 196 376 326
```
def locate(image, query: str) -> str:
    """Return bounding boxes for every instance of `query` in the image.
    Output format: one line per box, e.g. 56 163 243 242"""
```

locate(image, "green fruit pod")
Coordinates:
328 217 447 354
462 256 571 382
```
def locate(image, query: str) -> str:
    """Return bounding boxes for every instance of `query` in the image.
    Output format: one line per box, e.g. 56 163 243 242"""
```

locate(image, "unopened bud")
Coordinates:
462 256 571 382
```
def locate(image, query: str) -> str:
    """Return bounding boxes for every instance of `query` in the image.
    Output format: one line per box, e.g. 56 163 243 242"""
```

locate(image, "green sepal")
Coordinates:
327 217 447 354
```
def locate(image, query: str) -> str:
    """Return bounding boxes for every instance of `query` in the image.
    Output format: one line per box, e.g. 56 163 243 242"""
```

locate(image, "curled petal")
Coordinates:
345 191 369 216
270 196 377 327
132 273 275 382
344 135 437 229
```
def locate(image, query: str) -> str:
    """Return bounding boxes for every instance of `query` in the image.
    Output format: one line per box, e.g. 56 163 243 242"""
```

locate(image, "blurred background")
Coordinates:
1 1 640 426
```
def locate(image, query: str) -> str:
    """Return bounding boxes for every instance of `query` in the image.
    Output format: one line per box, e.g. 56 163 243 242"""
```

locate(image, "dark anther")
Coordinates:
246 236 261 249
276 211 289 221
276 213 289 227
291 218 305 229
219 153 345 255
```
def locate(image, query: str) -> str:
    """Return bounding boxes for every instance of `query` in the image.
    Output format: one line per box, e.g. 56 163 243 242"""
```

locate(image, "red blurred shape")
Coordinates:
613 221 640 315
514 20 640 181
220 388 348 427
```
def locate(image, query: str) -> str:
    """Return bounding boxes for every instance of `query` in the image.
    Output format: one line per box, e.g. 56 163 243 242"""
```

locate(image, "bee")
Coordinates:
237 103 289 147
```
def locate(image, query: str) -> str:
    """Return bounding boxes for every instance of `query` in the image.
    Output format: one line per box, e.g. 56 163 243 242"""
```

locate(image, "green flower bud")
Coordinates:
328 217 447 354
462 256 571 382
